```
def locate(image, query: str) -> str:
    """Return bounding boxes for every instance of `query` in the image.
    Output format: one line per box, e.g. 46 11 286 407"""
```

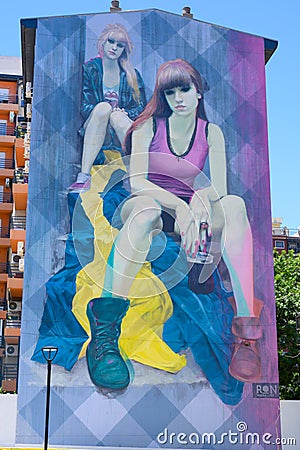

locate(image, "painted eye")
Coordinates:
180 86 192 93
117 42 125 48
107 38 115 45
165 89 175 96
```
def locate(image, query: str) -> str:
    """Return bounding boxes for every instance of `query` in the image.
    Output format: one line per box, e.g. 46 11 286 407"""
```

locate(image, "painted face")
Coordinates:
103 36 126 60
164 84 200 116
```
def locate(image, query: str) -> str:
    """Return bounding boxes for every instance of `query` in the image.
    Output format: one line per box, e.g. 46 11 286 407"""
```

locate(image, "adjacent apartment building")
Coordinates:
0 56 29 392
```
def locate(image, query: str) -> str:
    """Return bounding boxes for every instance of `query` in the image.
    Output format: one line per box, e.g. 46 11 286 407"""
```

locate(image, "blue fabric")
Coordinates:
32 172 243 404
31 193 93 371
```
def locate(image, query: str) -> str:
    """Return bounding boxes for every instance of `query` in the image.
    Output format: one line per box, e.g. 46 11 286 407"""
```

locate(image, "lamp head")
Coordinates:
42 346 58 362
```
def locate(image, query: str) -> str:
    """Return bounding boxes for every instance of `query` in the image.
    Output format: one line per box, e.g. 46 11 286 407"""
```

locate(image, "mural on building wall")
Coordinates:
17 10 280 448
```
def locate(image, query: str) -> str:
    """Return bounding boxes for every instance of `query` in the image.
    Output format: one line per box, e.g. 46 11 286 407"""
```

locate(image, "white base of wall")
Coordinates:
0 394 17 446
1 395 299 448
280 400 300 449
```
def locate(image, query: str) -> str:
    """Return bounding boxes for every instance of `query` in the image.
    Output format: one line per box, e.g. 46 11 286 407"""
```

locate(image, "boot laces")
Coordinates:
94 322 119 359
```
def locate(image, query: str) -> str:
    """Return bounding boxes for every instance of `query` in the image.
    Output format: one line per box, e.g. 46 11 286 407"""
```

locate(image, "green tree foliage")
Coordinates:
274 250 300 399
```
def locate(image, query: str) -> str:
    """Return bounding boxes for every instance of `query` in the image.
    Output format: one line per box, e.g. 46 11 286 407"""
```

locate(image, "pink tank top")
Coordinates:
148 117 209 197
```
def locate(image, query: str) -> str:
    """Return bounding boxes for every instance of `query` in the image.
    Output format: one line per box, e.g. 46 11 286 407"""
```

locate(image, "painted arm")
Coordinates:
189 123 227 248
81 60 102 122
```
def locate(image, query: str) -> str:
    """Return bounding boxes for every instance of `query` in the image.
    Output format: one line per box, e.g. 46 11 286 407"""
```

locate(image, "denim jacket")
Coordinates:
81 57 147 122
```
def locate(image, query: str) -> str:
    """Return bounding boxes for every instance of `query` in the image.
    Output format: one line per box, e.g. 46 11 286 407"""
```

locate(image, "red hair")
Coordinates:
124 59 207 154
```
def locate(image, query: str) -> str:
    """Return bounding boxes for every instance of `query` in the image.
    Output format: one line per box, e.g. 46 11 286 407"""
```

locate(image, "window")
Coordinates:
0 120 7 136
0 88 9 103
275 240 285 249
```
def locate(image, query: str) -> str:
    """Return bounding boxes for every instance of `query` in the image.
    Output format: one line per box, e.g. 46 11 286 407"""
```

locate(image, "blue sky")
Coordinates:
1 0 298 229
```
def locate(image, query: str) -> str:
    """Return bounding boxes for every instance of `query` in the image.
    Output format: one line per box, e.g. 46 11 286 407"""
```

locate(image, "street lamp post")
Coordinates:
41 346 58 450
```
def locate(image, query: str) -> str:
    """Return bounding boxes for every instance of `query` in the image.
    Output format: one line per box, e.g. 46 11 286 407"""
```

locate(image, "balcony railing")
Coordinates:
0 226 10 238
0 192 13 203
0 262 9 274
0 93 18 104
2 363 18 379
10 216 26 230
0 336 5 348
0 123 15 136
0 298 7 310
0 158 14 169
14 168 28 184
6 311 21 327
8 263 24 279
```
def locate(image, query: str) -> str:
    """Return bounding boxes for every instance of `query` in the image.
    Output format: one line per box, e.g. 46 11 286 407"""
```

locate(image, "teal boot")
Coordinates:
86 297 130 389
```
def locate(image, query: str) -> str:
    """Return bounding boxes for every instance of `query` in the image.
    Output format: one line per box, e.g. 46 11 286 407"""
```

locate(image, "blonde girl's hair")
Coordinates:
97 23 140 102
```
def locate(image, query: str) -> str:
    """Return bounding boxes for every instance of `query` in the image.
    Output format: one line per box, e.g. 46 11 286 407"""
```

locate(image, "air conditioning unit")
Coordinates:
8 300 21 312
18 258 24 272
10 253 21 264
5 343 19 357
5 178 11 189
17 241 25 256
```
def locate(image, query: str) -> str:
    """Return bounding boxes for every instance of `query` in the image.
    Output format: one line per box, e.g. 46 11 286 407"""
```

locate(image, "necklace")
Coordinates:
166 117 198 160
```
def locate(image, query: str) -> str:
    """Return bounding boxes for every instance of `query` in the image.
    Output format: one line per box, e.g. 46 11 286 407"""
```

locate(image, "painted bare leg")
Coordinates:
218 195 262 382
220 195 254 317
110 109 133 145
81 102 112 174
111 196 162 299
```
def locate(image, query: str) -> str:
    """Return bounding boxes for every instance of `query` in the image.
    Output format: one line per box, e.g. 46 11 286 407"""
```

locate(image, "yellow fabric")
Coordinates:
72 152 186 373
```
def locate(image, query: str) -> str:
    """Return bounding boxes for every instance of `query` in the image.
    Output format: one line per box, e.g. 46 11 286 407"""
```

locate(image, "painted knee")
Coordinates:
91 102 112 121
224 195 248 224
110 110 129 129
130 197 162 232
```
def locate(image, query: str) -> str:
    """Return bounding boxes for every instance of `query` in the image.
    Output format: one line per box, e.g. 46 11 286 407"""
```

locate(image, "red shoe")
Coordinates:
229 316 262 382
229 339 261 382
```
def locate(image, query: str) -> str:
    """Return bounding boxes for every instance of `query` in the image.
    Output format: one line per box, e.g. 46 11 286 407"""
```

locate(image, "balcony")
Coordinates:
0 157 15 181
0 226 10 249
10 217 26 253
0 298 7 310
8 262 24 279
12 182 27 210
0 191 13 214
0 123 15 137
0 93 18 104
6 314 21 329
4 314 21 345
0 298 7 319
15 138 25 168
1 363 18 392
0 226 10 237
0 158 14 169
0 337 5 357
7 277 23 298
10 216 26 230
14 168 28 184
0 262 9 275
